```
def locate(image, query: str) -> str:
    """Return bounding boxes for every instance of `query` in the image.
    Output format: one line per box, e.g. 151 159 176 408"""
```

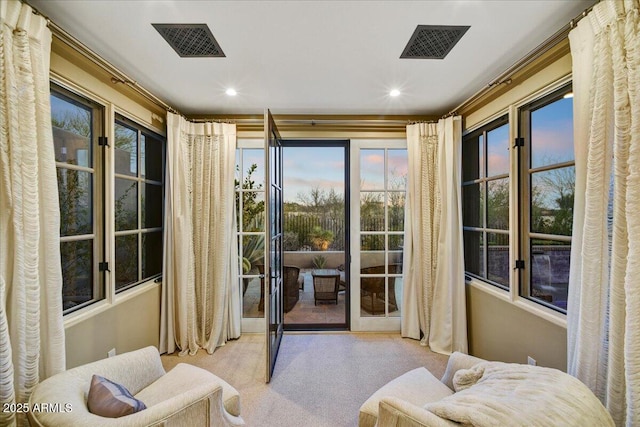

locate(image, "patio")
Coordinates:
242 267 402 324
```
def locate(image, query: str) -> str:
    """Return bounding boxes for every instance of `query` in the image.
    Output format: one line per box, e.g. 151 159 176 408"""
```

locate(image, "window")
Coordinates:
518 84 574 312
462 116 510 289
359 148 407 317
462 83 574 314
114 115 165 292
235 144 266 319
51 84 166 314
52 84 104 312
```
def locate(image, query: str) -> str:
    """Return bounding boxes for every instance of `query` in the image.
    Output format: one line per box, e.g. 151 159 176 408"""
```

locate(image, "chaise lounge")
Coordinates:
359 352 613 427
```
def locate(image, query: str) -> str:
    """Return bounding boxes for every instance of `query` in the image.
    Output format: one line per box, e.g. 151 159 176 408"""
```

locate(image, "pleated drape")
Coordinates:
160 113 240 356
402 117 467 355
0 2 65 426
567 1 640 425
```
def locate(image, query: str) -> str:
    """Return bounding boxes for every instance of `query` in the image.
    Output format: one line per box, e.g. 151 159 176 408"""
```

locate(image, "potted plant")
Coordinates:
241 235 264 295
312 254 327 270
242 235 264 274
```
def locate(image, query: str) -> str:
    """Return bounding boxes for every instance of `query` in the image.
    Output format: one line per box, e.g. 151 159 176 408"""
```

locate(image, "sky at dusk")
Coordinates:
484 96 573 177
283 146 345 202
237 146 408 203
238 97 571 204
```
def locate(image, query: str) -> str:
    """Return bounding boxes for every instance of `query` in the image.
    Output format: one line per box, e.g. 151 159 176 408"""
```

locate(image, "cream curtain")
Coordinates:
0 2 65 426
402 117 468 355
567 1 640 425
160 113 241 356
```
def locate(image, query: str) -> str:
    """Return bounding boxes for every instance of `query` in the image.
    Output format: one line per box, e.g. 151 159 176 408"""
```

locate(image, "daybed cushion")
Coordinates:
135 363 240 417
358 367 453 427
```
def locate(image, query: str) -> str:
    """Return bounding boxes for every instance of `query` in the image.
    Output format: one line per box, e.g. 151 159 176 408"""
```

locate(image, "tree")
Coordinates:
290 186 345 250
236 163 265 232
52 110 90 138
52 109 93 305
296 186 326 214
534 166 575 236
487 179 509 231
309 226 334 251
236 163 265 274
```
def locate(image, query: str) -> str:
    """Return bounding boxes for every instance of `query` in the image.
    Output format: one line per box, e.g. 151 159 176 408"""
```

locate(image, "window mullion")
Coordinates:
138 129 142 283
483 130 489 281
517 110 528 299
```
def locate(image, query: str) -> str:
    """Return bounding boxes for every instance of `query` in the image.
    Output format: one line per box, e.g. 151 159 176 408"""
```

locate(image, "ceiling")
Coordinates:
30 0 593 116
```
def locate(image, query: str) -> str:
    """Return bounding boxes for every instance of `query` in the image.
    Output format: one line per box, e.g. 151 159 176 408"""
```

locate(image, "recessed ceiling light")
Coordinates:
226 88 237 96
390 89 400 97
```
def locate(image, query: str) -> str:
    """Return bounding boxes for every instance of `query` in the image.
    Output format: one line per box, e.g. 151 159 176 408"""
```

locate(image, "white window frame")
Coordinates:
350 139 407 332
236 138 266 333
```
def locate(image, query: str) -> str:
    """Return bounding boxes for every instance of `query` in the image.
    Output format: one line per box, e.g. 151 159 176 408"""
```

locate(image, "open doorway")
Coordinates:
237 138 408 334
282 141 349 330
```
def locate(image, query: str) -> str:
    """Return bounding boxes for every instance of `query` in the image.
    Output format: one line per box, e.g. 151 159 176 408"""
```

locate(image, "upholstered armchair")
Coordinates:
27 346 245 426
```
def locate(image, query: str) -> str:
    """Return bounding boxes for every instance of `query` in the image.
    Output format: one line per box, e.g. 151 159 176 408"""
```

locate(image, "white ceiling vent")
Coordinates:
152 24 225 58
400 25 470 59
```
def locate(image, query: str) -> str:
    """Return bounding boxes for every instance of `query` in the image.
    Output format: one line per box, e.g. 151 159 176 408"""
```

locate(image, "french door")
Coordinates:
264 109 283 382
349 139 407 331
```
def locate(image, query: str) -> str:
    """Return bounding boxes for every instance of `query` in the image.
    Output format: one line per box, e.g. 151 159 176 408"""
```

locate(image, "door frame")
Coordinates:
281 139 351 331
265 109 284 382
349 139 407 332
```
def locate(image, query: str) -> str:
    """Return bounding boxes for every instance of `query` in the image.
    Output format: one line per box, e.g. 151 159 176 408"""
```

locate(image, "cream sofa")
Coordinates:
359 352 614 427
28 346 245 426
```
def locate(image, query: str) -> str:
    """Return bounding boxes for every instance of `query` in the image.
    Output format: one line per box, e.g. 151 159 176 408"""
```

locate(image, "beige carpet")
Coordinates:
161 333 448 427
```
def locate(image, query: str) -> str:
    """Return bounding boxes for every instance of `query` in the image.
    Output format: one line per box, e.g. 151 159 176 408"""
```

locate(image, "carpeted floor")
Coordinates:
161 333 448 427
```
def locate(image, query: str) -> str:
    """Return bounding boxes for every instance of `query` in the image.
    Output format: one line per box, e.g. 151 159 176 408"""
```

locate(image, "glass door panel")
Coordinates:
265 109 283 383
281 143 349 329
353 143 407 327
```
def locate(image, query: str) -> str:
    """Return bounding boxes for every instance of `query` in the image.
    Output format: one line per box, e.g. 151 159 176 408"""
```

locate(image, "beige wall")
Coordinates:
466 285 567 370
51 35 165 368
65 285 161 369
461 42 571 371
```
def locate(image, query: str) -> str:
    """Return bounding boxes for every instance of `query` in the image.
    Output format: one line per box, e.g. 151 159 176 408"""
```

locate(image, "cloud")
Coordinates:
331 160 345 170
364 154 384 164
487 153 509 176
283 176 344 202
531 125 574 166
388 154 408 177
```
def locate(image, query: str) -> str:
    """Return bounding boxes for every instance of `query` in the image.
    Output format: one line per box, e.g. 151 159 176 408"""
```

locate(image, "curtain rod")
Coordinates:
408 120 438 125
188 117 434 126
445 2 597 117
28 2 179 115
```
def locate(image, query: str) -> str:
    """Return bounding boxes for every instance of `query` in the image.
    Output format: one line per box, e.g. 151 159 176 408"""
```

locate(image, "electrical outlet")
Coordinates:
527 356 536 366
107 348 116 358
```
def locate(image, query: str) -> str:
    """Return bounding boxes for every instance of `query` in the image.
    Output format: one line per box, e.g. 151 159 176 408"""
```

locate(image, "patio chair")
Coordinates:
360 264 400 315
283 265 301 312
312 272 341 305
257 264 302 312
